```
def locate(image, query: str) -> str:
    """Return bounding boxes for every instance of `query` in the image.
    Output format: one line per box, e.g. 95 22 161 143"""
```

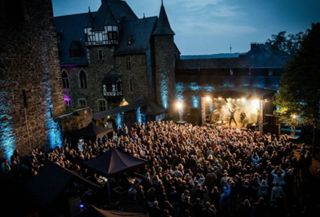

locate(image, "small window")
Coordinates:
129 78 133 92
107 31 118 41
98 49 103 61
22 90 27 108
98 100 107 112
268 70 273 76
78 99 87 107
127 36 133 45
64 98 72 107
79 70 87 88
126 57 131 70
61 71 69 89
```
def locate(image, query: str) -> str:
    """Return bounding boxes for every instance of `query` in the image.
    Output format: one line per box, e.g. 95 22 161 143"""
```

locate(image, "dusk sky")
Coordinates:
52 0 320 55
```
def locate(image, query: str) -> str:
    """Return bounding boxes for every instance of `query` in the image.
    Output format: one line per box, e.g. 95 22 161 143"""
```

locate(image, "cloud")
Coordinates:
175 21 257 37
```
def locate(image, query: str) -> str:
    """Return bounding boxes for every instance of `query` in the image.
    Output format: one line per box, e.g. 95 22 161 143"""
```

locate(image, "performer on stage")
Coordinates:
240 111 247 128
228 104 237 127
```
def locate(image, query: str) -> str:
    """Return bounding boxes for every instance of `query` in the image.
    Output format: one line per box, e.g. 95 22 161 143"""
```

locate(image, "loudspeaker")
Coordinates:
264 114 277 125
263 124 280 135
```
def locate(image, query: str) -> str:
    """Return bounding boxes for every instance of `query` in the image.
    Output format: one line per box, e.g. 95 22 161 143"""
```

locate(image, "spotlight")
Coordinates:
241 98 246 102
291 114 297 119
218 97 223 101
175 100 184 111
205 95 212 103
251 99 260 110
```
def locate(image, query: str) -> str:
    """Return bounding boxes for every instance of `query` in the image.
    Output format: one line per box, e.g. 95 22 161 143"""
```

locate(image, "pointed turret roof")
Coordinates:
153 1 174 35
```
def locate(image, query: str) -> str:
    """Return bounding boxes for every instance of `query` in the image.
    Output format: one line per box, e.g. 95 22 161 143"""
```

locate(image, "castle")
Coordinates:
54 0 179 121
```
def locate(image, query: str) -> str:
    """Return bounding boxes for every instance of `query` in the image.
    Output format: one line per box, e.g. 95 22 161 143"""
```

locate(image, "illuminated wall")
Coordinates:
160 71 169 109
0 85 16 160
176 82 184 100
136 107 142 125
116 113 123 129
41 46 63 150
191 95 200 108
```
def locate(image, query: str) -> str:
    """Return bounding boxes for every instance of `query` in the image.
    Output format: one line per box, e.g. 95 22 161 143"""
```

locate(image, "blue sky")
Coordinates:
52 0 320 55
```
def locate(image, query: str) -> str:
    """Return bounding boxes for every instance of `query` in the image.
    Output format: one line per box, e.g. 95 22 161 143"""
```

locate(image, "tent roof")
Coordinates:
93 96 165 120
77 205 148 217
27 162 103 207
83 148 146 177
27 162 74 207
72 122 113 139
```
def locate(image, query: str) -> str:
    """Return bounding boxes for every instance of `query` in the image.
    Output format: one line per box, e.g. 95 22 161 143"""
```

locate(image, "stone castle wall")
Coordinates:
63 49 150 113
115 54 149 103
153 35 178 111
0 0 65 158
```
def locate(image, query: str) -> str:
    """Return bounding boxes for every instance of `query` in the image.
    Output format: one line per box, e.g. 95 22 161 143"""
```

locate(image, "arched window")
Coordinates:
61 71 69 89
79 70 87 88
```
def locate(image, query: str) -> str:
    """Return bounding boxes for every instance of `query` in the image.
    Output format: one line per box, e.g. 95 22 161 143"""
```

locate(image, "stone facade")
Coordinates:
153 35 179 112
55 1 179 119
0 0 65 158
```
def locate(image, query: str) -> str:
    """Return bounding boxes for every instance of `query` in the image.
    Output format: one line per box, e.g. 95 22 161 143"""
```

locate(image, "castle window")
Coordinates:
127 35 134 46
126 57 131 70
129 78 134 92
108 31 118 41
230 69 234 76
98 99 107 111
79 70 87 88
78 98 87 107
61 71 69 89
22 90 27 108
98 49 103 61
64 98 72 107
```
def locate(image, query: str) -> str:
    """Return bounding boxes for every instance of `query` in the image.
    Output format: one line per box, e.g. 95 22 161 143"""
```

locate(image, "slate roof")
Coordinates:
55 1 160 65
92 1 117 30
91 0 137 30
115 17 157 55
54 13 89 66
107 0 137 22
153 4 174 35
181 53 242 60
177 57 248 70
177 44 290 70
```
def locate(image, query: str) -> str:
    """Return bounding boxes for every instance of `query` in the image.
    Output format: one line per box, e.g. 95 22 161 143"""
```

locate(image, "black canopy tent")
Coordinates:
26 162 102 209
68 122 114 146
83 148 147 177
83 148 147 203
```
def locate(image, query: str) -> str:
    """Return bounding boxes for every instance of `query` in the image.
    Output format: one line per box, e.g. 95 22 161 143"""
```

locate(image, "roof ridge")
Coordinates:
54 12 90 18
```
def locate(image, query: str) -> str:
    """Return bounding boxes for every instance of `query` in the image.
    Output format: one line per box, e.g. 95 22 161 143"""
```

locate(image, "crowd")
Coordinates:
1 121 314 217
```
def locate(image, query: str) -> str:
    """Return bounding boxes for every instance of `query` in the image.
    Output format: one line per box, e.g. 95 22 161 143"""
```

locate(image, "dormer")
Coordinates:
84 25 119 47
84 0 119 47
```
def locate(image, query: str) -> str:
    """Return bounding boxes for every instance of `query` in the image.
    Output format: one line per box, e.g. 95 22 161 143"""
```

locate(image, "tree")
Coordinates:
265 31 304 56
275 23 320 130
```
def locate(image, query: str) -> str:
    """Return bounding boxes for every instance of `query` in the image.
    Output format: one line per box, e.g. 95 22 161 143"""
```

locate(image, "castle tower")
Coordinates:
153 1 179 112
0 0 65 158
